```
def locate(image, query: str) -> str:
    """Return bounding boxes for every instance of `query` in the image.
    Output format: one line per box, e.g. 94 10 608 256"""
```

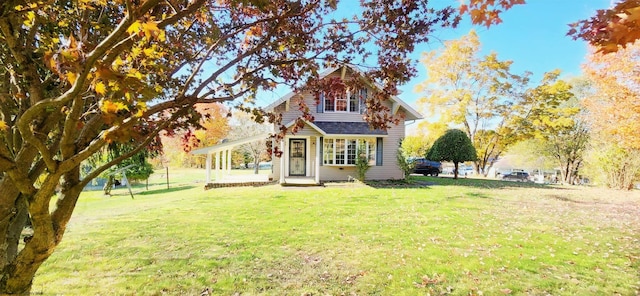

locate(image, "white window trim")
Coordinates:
322 137 376 167
324 89 361 113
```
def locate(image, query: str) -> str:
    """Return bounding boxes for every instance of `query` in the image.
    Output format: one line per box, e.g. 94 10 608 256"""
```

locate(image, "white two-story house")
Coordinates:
267 66 422 184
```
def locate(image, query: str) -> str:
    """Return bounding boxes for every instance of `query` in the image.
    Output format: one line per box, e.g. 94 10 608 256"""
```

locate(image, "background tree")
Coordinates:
501 139 556 173
584 141 640 190
156 103 228 169
417 31 529 176
190 103 231 168
401 121 448 158
228 111 272 174
427 129 477 179
418 32 578 177
510 74 585 183
581 41 640 189
400 135 431 158
542 79 590 184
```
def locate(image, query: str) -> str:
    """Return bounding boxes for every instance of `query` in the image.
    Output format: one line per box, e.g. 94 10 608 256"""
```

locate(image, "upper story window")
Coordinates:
321 89 367 113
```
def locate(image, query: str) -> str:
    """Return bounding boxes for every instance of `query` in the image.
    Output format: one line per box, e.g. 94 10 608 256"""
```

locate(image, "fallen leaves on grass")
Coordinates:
414 273 446 288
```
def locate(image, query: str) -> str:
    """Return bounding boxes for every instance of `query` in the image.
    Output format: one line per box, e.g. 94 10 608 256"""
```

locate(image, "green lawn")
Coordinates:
33 171 640 295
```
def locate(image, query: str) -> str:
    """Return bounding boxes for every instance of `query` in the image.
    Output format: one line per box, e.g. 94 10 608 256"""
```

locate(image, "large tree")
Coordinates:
511 75 585 184
0 0 476 293
582 41 640 189
416 31 528 176
417 32 578 177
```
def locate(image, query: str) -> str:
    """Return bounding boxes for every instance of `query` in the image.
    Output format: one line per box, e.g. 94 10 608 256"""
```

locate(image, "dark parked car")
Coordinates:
411 158 442 176
502 171 531 182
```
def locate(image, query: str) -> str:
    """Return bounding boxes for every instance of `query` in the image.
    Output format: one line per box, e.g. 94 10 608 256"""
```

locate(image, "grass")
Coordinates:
33 171 640 295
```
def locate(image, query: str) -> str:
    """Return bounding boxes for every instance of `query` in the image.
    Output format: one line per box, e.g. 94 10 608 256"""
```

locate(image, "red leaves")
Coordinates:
569 0 640 54
459 0 525 28
180 130 201 153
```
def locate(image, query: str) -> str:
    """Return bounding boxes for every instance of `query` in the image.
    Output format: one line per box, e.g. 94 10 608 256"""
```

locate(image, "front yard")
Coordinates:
34 173 640 295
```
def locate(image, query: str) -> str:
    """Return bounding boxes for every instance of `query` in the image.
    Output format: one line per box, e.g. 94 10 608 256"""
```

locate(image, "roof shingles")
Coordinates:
313 121 387 135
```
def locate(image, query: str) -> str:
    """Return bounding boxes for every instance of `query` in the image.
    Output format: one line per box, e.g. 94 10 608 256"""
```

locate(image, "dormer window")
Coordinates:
320 88 367 113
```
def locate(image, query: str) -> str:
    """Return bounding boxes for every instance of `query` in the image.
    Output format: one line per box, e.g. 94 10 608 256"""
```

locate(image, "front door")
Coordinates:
289 139 306 176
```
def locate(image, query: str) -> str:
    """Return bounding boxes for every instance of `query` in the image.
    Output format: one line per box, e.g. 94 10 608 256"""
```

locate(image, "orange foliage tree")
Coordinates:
583 43 640 149
159 103 230 168
583 42 640 189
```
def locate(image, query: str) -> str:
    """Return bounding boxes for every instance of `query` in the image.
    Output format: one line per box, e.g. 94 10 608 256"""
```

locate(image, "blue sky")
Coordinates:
399 0 612 107
254 0 613 113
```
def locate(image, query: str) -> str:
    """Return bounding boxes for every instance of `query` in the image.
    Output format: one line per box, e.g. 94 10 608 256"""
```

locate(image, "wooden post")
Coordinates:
206 153 212 184
166 166 169 189
122 173 134 199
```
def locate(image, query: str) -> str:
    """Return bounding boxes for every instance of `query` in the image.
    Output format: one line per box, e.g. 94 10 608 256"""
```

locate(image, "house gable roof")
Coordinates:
264 66 422 120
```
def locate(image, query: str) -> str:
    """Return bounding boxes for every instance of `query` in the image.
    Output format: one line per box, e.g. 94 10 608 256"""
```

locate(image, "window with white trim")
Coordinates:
335 139 345 164
323 89 363 113
323 138 334 165
322 138 376 166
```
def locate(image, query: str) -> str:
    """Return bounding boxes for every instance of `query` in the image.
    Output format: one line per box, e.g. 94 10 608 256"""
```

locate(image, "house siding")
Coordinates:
316 113 405 181
280 92 367 124
271 71 412 182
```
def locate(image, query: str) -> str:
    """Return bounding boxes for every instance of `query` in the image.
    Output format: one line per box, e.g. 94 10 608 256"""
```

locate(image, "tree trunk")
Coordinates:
0 167 83 294
453 162 459 179
253 159 259 174
103 175 114 195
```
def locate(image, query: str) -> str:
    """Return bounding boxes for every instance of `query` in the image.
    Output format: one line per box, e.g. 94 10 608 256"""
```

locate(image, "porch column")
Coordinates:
221 150 227 175
279 139 285 184
206 153 212 184
214 151 220 182
315 136 320 184
227 149 232 174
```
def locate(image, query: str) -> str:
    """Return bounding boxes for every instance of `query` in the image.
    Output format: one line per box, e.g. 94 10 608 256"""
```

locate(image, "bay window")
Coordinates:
322 138 377 166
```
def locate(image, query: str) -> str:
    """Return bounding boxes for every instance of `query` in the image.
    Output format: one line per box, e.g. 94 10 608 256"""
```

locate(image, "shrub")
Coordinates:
355 147 370 181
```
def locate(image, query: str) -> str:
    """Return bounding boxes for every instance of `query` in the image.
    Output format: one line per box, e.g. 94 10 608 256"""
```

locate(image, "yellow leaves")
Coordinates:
23 11 36 27
65 71 77 84
142 21 162 40
143 47 156 57
100 100 128 114
128 68 143 80
127 20 165 41
127 21 143 35
135 102 147 117
95 81 107 95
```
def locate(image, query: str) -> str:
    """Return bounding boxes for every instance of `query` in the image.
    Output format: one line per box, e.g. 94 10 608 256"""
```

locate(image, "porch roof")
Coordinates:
190 133 270 155
284 120 388 136
313 121 387 136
